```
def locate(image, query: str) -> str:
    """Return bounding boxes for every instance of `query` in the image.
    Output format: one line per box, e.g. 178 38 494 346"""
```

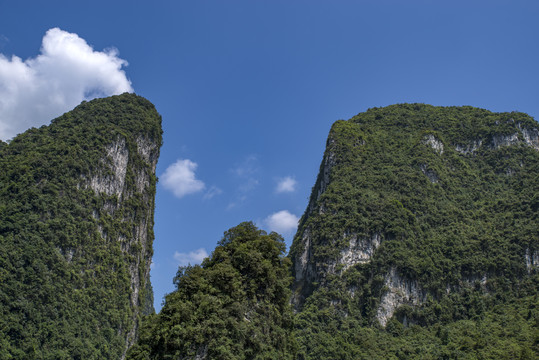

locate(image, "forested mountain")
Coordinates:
128 103 537 360
1 99 537 359
0 94 162 359
290 104 538 359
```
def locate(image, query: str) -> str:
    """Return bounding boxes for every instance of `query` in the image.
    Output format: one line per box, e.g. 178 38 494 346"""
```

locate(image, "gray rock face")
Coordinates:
308 140 336 216
423 134 444 154
86 137 129 198
419 164 439 183
454 123 539 154
491 132 520 148
377 267 425 327
81 134 160 359
338 232 381 272
293 135 338 306
295 228 314 282
519 125 539 150
455 140 483 154
525 248 539 273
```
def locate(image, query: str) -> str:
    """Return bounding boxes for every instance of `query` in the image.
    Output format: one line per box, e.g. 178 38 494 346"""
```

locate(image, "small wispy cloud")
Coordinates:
232 154 259 177
276 176 297 193
264 210 299 235
0 34 8 49
203 185 223 200
239 178 259 193
161 159 205 198
227 155 259 209
226 195 247 211
173 248 209 266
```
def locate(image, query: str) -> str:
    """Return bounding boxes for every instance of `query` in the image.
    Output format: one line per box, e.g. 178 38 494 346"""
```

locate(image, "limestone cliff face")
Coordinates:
454 121 539 153
290 104 539 326
376 267 425 327
83 133 160 358
0 93 162 359
80 99 161 359
291 134 337 305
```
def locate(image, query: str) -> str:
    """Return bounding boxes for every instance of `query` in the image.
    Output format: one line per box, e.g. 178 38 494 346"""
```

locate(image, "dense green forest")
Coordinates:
1 99 537 359
0 94 162 359
290 104 538 359
126 104 537 359
127 222 296 359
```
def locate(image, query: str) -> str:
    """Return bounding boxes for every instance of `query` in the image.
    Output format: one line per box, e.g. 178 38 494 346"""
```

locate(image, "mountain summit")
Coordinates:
290 104 538 358
0 94 162 359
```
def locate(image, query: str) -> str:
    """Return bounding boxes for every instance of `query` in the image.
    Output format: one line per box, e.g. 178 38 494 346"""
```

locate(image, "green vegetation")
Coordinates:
0 94 162 359
294 293 538 359
2 100 537 359
127 222 296 360
290 104 538 359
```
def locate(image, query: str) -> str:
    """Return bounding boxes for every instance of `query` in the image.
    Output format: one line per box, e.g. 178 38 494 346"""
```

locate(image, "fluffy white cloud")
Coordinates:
174 248 209 266
264 210 299 235
276 176 297 193
161 159 205 198
0 28 133 140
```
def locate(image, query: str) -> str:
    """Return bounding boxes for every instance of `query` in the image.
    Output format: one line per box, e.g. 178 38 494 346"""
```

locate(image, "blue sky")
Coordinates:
1 1 538 311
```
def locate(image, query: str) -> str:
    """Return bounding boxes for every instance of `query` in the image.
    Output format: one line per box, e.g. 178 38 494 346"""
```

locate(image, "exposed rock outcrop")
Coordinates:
81 114 161 359
307 138 337 216
525 248 539 273
86 137 130 198
423 134 444 154
339 232 381 272
518 125 539 150
454 122 539 154
419 163 439 183
377 268 425 327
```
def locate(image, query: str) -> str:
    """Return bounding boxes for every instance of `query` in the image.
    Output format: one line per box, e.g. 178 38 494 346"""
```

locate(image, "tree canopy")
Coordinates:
128 222 296 360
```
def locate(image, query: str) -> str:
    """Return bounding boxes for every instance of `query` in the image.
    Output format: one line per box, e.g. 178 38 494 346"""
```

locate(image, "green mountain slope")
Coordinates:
0 94 162 359
290 104 538 359
128 222 296 360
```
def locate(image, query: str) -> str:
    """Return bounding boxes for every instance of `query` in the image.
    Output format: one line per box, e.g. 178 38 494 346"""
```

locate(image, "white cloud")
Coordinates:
174 248 209 266
0 27 133 140
161 159 205 198
276 176 297 193
264 210 299 235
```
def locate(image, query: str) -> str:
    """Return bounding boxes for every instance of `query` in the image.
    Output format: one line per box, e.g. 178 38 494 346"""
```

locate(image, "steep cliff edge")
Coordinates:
290 104 538 358
0 94 162 359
